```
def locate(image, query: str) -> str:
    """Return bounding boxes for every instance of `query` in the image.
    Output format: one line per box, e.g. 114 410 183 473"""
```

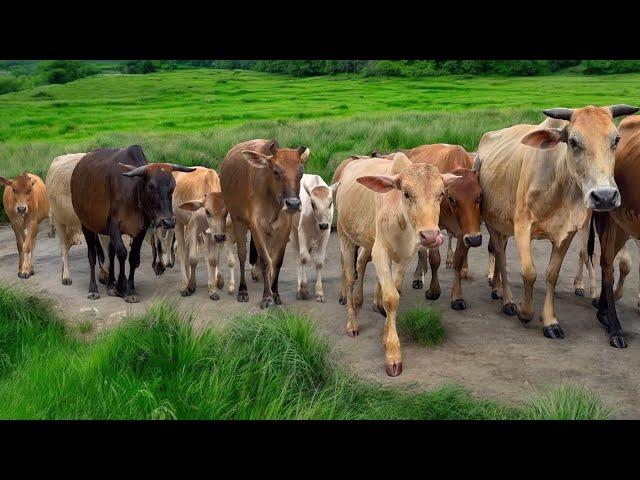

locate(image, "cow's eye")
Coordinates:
613 135 621 148
205 209 211 216
403 191 410 199
274 170 280 178
448 195 456 205
569 138 579 149
147 183 155 191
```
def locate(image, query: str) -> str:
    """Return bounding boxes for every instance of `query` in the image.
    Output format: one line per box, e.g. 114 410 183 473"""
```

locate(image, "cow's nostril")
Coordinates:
16 206 26 214
464 234 482 248
214 234 226 242
590 187 620 210
162 218 176 229
285 197 301 210
319 223 329 230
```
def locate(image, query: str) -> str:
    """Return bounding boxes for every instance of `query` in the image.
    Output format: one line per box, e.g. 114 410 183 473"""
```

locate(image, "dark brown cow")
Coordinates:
403 144 482 310
592 114 640 348
70 145 195 302
219 139 308 309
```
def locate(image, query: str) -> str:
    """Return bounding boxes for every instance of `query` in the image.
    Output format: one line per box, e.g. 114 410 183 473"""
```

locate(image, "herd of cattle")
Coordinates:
2 104 640 376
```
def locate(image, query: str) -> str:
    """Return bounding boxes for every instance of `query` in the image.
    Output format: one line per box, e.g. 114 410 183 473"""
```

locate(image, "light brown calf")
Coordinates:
337 152 458 377
1 173 50 278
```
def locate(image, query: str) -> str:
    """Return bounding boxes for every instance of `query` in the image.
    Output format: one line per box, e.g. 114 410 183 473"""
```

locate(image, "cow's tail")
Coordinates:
587 212 596 267
249 233 257 266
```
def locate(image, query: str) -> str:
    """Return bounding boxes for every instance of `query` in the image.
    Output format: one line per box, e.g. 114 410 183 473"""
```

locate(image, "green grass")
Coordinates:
398 306 445 346
0 285 611 419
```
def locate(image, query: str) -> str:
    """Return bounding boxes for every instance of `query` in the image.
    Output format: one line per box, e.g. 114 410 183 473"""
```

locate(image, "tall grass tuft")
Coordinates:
398 306 445 346
524 385 611 420
0 286 613 420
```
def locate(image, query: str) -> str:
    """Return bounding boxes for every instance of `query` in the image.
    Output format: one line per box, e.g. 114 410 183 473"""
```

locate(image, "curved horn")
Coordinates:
171 164 197 173
543 108 574 121
299 146 310 163
609 104 640 118
121 164 149 177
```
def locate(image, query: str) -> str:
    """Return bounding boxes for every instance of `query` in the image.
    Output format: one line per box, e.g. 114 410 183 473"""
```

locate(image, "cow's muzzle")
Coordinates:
587 187 620 212
284 197 301 212
214 234 226 243
318 223 330 231
16 205 27 214
160 217 176 229
463 233 482 248
419 229 444 248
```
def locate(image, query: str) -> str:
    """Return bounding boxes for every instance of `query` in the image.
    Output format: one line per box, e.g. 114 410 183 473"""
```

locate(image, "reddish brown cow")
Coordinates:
219 139 309 309
1 173 49 278
403 144 482 310
70 145 195 302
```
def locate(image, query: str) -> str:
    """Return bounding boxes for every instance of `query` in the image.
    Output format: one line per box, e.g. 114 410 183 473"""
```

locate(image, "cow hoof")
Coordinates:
592 299 600 309
610 335 628 349
316 294 325 303
502 302 517 316
216 276 225 290
297 286 309 300
153 266 165 276
108 288 124 298
237 291 249 303
188 286 196 294
18 272 31 279
209 292 220 301
338 296 346 305
491 290 501 300
385 362 403 377
373 303 387 317
87 292 100 300
62 278 72 286
347 327 359 338
412 280 423 289
425 290 440 300
574 288 585 297
125 294 139 304
260 297 274 309
273 293 282 305
180 289 192 297
461 270 470 280
451 299 467 310
517 307 534 324
98 271 108 285
543 323 564 339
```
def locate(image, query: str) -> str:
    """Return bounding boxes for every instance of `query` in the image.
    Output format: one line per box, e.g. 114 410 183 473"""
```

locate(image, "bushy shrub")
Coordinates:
582 60 640 74
0 75 24 95
120 60 157 74
37 60 98 85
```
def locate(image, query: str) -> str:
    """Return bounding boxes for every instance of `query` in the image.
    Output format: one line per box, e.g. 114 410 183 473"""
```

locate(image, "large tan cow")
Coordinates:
220 139 309 309
45 153 110 286
337 152 459 376
403 144 482 310
1 173 49 279
476 105 638 339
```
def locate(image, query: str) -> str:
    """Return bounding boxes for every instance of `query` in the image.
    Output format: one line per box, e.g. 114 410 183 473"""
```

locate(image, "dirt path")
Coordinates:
1 220 639 418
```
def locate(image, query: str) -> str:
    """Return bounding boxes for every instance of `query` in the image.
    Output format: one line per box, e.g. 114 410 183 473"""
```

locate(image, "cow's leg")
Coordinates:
636 239 640 309
446 233 454 269
539 232 576 339
514 220 536 323
291 226 308 300
412 247 427 289
233 221 249 302
489 227 515 315
186 225 199 294
354 247 370 309
150 230 160 275
314 230 331 303
205 234 221 301
614 243 631 302
574 224 588 297
107 219 128 298
269 235 288 306
248 223 275 309
107 242 116 293
20 220 39 277
11 224 25 278
249 235 261 282
460 239 470 279
175 224 192 297
373 280 386 316
425 246 441 300
372 242 402 377
339 232 359 337
124 230 145 303
595 215 628 348
451 237 470 310
54 218 73 285
487 251 496 286
97 235 110 285
226 235 236 295
168 231 176 268
82 226 100 300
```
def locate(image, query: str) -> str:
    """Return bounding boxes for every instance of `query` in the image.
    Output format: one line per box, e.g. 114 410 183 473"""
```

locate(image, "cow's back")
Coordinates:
220 139 271 225
405 144 472 173
613 116 640 237
46 153 86 231
337 156 397 249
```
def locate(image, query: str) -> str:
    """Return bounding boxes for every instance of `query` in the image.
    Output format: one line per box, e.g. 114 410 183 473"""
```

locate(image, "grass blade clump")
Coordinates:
398 306 445 346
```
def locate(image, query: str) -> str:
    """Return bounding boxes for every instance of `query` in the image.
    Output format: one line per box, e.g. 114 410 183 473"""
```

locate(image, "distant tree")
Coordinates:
38 60 98 85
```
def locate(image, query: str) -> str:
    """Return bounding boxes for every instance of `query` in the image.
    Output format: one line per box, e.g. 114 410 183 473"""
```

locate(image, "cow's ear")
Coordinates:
356 175 399 193
241 150 271 169
179 199 205 212
330 181 340 197
521 128 566 150
298 146 310 163
0 176 11 187
442 173 462 186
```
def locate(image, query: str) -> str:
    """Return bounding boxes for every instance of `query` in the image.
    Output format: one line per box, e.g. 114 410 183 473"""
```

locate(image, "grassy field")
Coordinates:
0 285 610 420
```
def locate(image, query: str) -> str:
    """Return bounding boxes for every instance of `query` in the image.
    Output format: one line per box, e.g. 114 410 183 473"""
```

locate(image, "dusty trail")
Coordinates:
1 220 639 418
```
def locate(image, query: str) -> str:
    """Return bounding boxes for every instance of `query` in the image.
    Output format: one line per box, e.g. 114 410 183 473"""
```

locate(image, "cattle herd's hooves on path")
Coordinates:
575 288 585 297
125 294 139 304
210 292 220 301
412 280 423 289
517 308 534 324
543 323 565 340
502 302 517 316
425 290 440 300
62 278 72 286
386 362 403 378
237 291 249 303
491 290 501 300
338 296 346 305
610 335 628 349
87 292 100 300
451 298 467 310
260 297 274 309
